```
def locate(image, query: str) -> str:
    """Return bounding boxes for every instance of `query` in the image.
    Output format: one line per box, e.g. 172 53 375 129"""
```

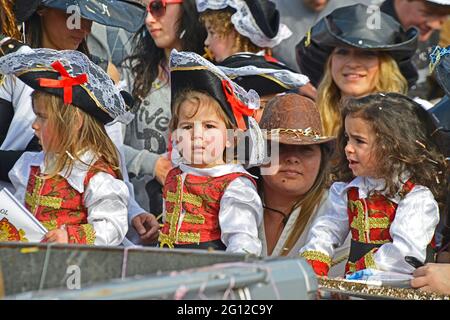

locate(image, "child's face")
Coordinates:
344 115 378 177
32 97 54 152
174 100 230 168
204 20 237 62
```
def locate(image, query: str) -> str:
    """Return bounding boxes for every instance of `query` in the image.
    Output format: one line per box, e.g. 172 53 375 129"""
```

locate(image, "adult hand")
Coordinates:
411 263 450 295
132 212 160 244
154 156 172 185
42 229 69 244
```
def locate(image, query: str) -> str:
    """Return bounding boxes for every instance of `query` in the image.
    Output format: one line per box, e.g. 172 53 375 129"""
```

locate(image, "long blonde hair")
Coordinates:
32 91 122 179
317 53 408 136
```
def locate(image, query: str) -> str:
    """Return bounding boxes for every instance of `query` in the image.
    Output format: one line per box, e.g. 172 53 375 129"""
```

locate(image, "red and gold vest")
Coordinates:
24 161 117 244
158 167 256 248
302 180 423 276
345 180 415 273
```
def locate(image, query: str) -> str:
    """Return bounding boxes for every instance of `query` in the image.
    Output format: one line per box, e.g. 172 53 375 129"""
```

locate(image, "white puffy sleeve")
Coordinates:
219 176 263 256
82 172 130 246
371 185 439 273
9 151 40 202
299 182 350 271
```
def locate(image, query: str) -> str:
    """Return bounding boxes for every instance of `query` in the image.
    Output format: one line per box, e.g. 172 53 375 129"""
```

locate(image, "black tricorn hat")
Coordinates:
218 53 309 96
243 0 279 40
0 48 130 124
196 0 291 48
170 50 260 131
14 0 146 32
296 3 419 88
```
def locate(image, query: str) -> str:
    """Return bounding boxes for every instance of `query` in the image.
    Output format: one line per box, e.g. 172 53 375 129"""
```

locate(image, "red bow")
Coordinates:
38 61 88 105
221 80 253 130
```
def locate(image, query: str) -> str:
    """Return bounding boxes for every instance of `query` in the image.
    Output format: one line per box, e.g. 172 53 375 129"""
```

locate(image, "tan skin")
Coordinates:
261 143 321 255
411 263 450 295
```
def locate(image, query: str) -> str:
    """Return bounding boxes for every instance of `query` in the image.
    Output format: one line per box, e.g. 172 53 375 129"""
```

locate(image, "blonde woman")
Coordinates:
296 4 419 136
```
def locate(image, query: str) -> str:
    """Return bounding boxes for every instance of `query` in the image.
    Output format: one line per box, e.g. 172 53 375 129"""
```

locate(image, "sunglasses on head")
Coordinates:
147 0 183 18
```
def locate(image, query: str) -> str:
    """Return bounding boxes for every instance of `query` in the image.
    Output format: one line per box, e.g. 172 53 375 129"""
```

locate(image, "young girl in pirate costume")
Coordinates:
299 92 447 276
158 50 264 254
1 49 130 245
196 0 291 63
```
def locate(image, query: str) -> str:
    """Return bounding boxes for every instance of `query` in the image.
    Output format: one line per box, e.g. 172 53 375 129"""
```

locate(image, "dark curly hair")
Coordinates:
333 92 447 206
124 0 206 103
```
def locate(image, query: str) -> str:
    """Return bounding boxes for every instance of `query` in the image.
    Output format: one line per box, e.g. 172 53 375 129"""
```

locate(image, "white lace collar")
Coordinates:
179 162 257 178
338 173 412 203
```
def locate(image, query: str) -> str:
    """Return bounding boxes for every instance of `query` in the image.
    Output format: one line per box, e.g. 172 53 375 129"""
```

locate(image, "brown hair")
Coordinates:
200 9 263 56
333 92 447 204
317 53 408 136
32 91 122 180
0 0 21 39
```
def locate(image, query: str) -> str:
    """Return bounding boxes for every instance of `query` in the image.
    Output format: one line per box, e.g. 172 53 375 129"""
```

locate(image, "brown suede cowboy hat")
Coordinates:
259 93 335 148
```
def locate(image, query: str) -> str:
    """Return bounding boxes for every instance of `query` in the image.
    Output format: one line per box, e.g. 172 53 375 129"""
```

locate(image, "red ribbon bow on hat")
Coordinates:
221 80 253 130
38 60 88 104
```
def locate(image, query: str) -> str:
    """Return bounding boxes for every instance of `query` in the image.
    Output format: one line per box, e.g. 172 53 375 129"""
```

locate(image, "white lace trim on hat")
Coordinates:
196 0 292 48
218 65 310 88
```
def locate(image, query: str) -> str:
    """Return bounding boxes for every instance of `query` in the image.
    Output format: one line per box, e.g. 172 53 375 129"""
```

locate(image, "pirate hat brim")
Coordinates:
219 53 309 96
296 4 419 88
15 0 146 32
20 69 113 124
171 67 249 129
0 49 130 124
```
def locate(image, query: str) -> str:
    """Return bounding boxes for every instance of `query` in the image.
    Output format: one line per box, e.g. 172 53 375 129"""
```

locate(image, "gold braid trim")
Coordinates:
81 224 96 245
159 231 201 247
158 233 174 249
364 248 378 269
301 250 332 266
166 212 205 225
183 193 203 207
41 219 58 231
368 217 390 229
347 261 357 274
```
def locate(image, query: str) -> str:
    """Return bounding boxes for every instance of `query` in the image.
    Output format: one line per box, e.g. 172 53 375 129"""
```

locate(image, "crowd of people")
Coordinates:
0 0 449 296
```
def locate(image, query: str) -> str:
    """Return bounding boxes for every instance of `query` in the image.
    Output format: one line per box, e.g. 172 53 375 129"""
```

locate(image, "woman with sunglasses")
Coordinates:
122 0 207 232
